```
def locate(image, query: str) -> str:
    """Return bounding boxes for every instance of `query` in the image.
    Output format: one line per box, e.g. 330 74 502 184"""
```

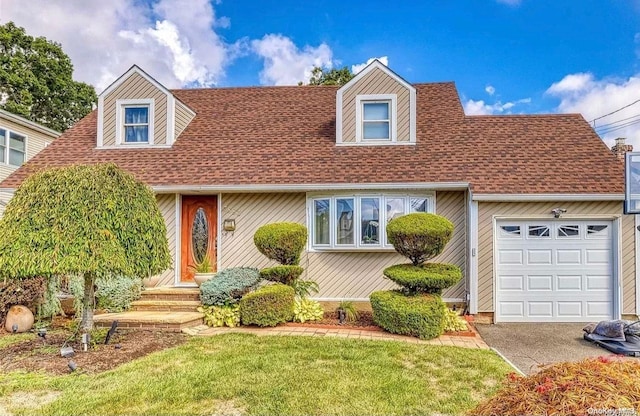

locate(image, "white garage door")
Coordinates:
495 220 614 322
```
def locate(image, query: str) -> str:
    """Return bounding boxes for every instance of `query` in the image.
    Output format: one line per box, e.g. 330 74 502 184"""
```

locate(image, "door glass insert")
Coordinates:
587 225 608 234
558 225 579 237
192 207 209 264
499 225 521 237
528 225 550 238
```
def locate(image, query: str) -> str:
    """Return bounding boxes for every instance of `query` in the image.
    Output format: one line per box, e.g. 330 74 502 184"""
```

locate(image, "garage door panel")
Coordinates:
496 220 613 322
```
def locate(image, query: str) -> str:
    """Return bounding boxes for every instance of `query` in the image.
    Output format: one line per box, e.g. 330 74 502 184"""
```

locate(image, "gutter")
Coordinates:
150 182 471 193
472 193 624 202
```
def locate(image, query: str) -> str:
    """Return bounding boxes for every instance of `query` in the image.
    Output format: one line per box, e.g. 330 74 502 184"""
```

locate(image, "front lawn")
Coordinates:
0 333 511 415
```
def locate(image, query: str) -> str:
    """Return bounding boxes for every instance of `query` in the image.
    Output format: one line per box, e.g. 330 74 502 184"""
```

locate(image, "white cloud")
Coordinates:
352 56 389 74
463 97 531 115
0 0 240 91
546 72 640 149
251 34 333 86
485 85 496 95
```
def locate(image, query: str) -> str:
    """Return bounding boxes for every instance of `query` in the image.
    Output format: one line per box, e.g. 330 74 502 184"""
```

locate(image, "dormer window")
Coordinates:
114 98 155 146
355 94 397 143
124 106 149 143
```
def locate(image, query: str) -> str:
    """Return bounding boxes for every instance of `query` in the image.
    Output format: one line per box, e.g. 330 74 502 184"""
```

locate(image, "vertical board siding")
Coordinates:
341 67 411 143
477 201 636 315
175 101 195 139
153 194 177 286
219 191 467 300
103 72 168 146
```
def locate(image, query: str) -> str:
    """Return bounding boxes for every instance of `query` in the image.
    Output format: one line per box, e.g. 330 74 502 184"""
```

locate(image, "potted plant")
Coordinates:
191 256 215 286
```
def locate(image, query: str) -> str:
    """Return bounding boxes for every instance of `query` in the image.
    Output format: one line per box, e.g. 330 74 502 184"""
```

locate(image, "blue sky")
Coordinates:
1 0 640 146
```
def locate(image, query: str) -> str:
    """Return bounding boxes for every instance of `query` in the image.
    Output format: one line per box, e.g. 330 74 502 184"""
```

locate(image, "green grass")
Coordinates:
0 334 511 416
0 332 34 349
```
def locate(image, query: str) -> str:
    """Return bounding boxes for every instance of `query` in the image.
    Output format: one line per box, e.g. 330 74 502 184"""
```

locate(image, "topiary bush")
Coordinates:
383 263 462 295
240 283 294 327
253 222 307 265
370 290 445 340
200 267 261 306
386 213 454 266
260 265 304 285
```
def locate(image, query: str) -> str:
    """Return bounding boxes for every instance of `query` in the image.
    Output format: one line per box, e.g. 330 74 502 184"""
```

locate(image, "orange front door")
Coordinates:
180 196 218 283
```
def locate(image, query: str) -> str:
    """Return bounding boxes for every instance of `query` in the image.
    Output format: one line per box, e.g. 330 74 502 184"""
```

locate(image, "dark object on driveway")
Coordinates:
583 321 640 357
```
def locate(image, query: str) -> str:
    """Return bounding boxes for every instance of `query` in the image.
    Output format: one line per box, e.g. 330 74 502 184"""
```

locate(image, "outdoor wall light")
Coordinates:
223 219 236 232
551 208 567 218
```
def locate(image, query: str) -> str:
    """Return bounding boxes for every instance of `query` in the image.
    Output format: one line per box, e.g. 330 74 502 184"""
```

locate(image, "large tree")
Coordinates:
305 66 354 86
0 164 171 330
0 22 97 132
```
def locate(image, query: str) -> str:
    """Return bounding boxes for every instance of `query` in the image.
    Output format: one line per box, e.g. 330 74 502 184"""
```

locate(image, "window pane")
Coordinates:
125 107 148 124
314 199 330 245
125 126 149 143
191 207 209 264
558 225 579 237
0 128 5 146
361 197 380 245
528 225 550 237
410 198 427 212
363 102 389 120
9 132 25 152
363 122 390 139
9 149 24 166
336 198 354 245
386 198 404 244
0 145 5 163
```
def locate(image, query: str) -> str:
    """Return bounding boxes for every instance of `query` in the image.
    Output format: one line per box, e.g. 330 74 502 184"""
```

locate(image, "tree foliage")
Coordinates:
0 163 171 329
0 21 97 132
306 66 354 86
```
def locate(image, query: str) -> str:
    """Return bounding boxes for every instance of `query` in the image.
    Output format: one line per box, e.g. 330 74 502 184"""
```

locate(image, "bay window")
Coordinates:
309 194 434 250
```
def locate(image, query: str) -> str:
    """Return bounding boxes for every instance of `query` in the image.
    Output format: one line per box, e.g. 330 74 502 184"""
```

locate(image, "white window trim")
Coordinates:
115 99 155 145
307 192 435 251
355 94 397 143
0 127 27 167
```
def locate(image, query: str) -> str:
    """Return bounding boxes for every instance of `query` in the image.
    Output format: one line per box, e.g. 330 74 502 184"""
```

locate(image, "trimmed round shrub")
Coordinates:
370 290 446 339
260 265 304 285
240 283 294 327
253 222 307 265
386 213 454 266
383 263 462 294
200 267 261 306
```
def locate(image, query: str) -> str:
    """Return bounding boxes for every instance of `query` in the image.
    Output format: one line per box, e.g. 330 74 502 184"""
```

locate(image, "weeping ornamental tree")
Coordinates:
0 163 171 330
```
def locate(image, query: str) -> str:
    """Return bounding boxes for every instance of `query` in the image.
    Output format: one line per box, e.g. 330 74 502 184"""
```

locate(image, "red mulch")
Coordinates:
0 317 187 375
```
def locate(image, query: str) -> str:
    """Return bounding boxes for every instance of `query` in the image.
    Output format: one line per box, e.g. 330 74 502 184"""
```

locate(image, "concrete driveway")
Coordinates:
475 323 608 374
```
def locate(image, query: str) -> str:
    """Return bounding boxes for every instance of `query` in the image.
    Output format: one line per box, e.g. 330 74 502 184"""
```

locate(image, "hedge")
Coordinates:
259 265 304 285
200 267 261 306
386 213 454 265
370 290 446 340
240 283 294 327
253 222 307 265
383 263 462 294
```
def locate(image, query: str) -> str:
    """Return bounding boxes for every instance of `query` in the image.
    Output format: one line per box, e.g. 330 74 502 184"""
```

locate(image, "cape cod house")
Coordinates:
1 60 636 323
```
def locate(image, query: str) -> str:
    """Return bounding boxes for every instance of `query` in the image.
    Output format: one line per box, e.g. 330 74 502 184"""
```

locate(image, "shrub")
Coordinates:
198 304 241 328
37 276 63 320
240 284 294 327
253 222 307 265
370 290 445 339
470 357 640 416
442 307 468 332
0 276 46 326
293 298 324 323
200 267 261 306
260 265 304 285
337 300 359 323
383 263 462 295
386 213 454 266
95 276 142 312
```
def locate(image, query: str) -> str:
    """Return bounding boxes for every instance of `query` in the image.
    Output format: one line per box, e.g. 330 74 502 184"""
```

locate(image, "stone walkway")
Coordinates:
183 324 489 349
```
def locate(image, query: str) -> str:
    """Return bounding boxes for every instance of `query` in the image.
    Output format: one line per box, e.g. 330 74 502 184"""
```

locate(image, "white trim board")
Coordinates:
468 200 479 314
636 215 640 316
473 193 624 202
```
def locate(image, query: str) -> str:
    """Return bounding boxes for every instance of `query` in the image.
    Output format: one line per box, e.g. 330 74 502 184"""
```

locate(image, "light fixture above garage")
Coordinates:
551 208 567 218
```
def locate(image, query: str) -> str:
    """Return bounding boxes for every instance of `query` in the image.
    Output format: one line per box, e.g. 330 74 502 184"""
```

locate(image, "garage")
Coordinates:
495 220 615 322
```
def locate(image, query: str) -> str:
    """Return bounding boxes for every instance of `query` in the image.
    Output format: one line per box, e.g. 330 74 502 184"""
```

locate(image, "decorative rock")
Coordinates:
5 305 35 333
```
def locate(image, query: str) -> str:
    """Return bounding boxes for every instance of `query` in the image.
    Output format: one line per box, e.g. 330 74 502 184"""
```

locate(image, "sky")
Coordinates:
0 0 639 148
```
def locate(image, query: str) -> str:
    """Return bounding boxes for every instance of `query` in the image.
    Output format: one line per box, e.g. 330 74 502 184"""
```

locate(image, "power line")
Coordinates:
589 99 640 124
595 118 640 135
594 113 640 129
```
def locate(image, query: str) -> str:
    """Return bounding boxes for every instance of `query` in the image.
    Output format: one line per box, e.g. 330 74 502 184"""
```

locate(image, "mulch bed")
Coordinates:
285 311 381 331
0 318 187 375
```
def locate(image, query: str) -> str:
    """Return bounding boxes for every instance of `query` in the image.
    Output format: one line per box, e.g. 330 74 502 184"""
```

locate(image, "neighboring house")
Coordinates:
0 109 60 216
0 61 636 323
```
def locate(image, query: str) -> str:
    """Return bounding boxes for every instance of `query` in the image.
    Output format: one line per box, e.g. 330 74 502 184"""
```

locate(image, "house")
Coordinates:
0 61 636 323
0 109 60 217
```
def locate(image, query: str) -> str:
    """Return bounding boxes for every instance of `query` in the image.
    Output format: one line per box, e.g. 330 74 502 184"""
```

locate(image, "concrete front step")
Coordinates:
140 287 201 302
94 311 204 332
131 300 201 312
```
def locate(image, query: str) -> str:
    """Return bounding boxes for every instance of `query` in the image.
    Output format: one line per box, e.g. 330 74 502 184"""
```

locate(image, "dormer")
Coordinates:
336 60 416 146
96 65 195 148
